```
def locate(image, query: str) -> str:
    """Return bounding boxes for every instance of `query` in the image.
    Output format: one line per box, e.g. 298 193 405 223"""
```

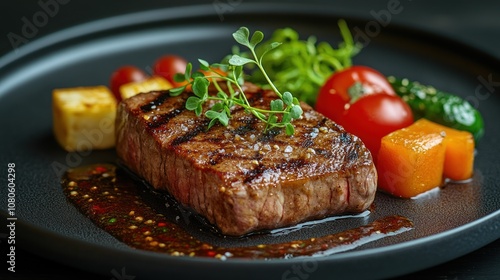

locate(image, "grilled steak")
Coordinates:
115 83 377 236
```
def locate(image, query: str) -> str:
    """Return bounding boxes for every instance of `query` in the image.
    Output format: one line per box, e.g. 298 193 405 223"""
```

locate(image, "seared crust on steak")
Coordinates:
116 83 377 236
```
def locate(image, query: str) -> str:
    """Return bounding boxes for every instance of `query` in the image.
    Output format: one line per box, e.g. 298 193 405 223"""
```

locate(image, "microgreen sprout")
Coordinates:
170 27 303 135
245 19 362 105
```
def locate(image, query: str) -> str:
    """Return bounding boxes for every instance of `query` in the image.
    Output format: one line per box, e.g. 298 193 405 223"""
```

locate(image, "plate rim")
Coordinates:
8 209 499 279
2 2 500 71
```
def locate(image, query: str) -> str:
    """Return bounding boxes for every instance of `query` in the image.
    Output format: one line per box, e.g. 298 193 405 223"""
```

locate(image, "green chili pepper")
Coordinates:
388 76 484 142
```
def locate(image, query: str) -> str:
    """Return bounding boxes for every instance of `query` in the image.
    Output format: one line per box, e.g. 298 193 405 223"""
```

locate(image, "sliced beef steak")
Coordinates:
116 83 377 236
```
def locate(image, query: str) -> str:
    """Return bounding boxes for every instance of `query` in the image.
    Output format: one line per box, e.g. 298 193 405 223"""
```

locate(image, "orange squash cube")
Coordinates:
410 119 475 181
377 127 446 198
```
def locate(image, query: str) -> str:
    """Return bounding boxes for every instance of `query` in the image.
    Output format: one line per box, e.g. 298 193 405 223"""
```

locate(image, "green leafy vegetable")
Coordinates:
243 19 362 105
171 27 303 135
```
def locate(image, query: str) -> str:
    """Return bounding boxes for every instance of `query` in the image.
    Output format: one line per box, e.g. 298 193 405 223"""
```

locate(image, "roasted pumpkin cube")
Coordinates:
377 127 446 198
119 76 173 100
410 119 475 181
52 86 116 152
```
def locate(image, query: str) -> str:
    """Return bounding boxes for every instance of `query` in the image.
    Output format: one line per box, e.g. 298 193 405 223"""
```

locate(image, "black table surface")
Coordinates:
1 1 499 279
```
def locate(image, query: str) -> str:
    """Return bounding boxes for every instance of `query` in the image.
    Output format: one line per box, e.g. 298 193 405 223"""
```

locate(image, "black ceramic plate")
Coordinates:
1 3 499 280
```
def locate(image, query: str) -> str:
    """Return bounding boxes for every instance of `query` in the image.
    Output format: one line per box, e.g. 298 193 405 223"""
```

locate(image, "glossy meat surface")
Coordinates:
116 83 377 235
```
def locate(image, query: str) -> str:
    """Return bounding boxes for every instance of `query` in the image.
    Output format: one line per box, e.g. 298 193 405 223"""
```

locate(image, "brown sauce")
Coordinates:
62 163 413 259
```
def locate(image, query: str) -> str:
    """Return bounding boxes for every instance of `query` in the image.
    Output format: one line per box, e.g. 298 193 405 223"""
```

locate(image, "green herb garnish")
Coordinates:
245 19 361 105
170 27 303 135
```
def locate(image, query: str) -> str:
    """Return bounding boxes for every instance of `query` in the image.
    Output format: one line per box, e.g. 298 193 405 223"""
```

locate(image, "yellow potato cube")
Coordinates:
119 76 173 100
52 86 116 152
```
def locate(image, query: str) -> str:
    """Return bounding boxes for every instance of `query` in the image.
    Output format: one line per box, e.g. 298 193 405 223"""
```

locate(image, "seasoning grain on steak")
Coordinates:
115 82 377 236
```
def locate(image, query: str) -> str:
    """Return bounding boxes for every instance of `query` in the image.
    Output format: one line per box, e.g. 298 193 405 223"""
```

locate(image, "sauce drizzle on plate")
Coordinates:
62 164 413 259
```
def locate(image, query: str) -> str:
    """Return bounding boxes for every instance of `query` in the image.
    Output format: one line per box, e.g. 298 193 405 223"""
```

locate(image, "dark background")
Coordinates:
2 0 500 57
1 0 499 279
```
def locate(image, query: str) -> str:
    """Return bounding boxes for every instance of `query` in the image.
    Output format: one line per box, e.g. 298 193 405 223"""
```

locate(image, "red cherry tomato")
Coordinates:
153 55 188 87
341 93 414 157
315 65 396 123
315 66 413 158
110 65 148 101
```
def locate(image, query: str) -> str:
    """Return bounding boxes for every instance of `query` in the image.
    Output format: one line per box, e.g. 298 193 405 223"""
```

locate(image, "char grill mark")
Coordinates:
140 90 172 112
257 128 282 143
301 138 314 148
316 117 328 128
314 145 359 165
314 149 330 157
347 148 359 162
246 89 265 104
234 122 257 136
298 118 329 148
339 132 352 144
146 108 185 129
171 120 210 146
116 82 377 236
208 152 234 166
243 163 268 184
243 158 307 184
208 150 263 166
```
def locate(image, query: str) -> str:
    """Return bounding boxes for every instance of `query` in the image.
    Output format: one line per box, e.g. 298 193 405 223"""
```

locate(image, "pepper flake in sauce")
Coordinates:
62 164 413 259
